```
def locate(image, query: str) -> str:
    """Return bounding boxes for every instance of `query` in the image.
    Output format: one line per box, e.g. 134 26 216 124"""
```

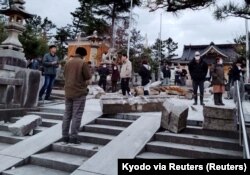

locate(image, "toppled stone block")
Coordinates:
161 99 189 133
8 115 42 136
203 105 236 131
88 85 105 99
134 86 144 96
100 95 168 114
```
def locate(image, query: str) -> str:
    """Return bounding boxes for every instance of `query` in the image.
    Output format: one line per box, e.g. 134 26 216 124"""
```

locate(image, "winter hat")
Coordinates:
75 47 87 57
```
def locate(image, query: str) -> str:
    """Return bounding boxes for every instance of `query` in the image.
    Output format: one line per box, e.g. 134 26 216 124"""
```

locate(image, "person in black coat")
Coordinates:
231 59 245 102
180 68 188 86
98 64 110 91
162 64 171 85
111 65 120 92
188 51 208 105
138 60 152 95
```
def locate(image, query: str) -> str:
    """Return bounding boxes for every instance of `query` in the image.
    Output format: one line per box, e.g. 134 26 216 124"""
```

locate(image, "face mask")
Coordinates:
195 56 200 61
114 67 117 70
103 65 106 68
218 60 223 64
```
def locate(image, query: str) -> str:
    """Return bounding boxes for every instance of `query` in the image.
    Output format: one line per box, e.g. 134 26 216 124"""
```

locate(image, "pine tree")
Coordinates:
71 0 109 37
214 0 250 20
146 0 215 12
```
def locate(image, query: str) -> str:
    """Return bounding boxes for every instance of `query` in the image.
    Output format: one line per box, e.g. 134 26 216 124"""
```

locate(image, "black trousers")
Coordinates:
98 79 107 91
192 80 204 98
112 80 118 92
121 78 130 96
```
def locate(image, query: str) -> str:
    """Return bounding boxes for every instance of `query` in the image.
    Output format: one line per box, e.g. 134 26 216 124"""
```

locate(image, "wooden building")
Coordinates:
172 42 241 78
67 32 110 67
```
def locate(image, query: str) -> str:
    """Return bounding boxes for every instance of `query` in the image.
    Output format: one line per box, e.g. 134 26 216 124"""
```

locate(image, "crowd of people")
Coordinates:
27 45 248 144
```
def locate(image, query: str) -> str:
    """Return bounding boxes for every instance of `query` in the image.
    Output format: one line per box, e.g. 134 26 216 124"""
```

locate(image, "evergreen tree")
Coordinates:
146 0 215 12
55 25 74 60
165 37 178 59
71 0 109 37
151 37 178 60
72 0 141 46
214 0 250 20
18 16 56 59
90 0 141 46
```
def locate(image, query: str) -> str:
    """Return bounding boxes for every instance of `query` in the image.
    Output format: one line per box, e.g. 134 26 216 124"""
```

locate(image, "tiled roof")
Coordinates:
181 42 240 63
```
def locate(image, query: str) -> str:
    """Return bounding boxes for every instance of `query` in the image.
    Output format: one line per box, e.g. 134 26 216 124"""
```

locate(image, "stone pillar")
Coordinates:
203 105 237 131
14 69 41 108
161 99 189 133
100 95 168 114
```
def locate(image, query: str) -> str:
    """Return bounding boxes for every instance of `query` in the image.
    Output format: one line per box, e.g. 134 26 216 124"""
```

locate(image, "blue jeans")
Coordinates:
39 74 56 99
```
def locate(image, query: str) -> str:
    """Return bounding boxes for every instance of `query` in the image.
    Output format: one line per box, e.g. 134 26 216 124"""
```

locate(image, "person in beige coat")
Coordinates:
211 57 225 105
120 53 132 96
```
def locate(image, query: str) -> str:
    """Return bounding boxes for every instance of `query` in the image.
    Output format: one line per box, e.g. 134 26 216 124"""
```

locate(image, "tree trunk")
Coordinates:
111 1 116 48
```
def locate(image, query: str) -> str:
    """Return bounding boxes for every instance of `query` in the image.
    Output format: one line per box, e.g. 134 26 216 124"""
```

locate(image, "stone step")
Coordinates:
1 121 48 135
9 117 22 123
30 151 88 172
83 124 125 136
155 131 241 151
39 108 65 114
33 126 49 134
52 142 102 157
95 118 133 127
0 131 27 144
0 142 11 151
78 132 115 145
40 119 60 127
136 152 190 159
183 126 238 139
146 141 242 159
187 120 202 127
2 164 69 175
0 122 11 131
10 117 59 127
102 114 140 121
26 112 63 120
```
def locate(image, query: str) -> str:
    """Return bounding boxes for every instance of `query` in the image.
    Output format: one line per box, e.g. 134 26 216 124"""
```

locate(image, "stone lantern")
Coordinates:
86 31 104 66
0 0 33 67
0 0 40 111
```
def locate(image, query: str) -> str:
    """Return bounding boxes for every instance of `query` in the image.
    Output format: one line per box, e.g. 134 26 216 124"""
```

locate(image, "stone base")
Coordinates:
203 105 236 131
0 49 27 68
203 117 237 131
100 95 169 114
161 99 189 133
8 115 42 136
0 108 25 123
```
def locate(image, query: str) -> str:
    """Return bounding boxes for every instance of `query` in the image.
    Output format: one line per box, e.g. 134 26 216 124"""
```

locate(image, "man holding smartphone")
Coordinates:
39 45 59 100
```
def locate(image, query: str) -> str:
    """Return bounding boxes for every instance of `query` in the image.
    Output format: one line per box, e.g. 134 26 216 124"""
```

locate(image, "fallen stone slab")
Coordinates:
87 85 105 99
161 99 189 133
203 105 236 131
100 95 169 114
8 115 42 136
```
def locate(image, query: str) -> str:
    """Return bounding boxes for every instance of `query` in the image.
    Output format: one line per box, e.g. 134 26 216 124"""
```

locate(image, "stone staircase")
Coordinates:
3 114 138 175
0 110 64 152
136 125 243 159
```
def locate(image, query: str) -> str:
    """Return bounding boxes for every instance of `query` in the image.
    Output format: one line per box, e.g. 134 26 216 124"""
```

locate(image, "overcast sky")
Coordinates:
25 0 246 57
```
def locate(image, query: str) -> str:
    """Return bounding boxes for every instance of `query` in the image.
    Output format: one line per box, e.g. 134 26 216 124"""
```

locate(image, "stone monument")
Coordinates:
0 0 41 112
